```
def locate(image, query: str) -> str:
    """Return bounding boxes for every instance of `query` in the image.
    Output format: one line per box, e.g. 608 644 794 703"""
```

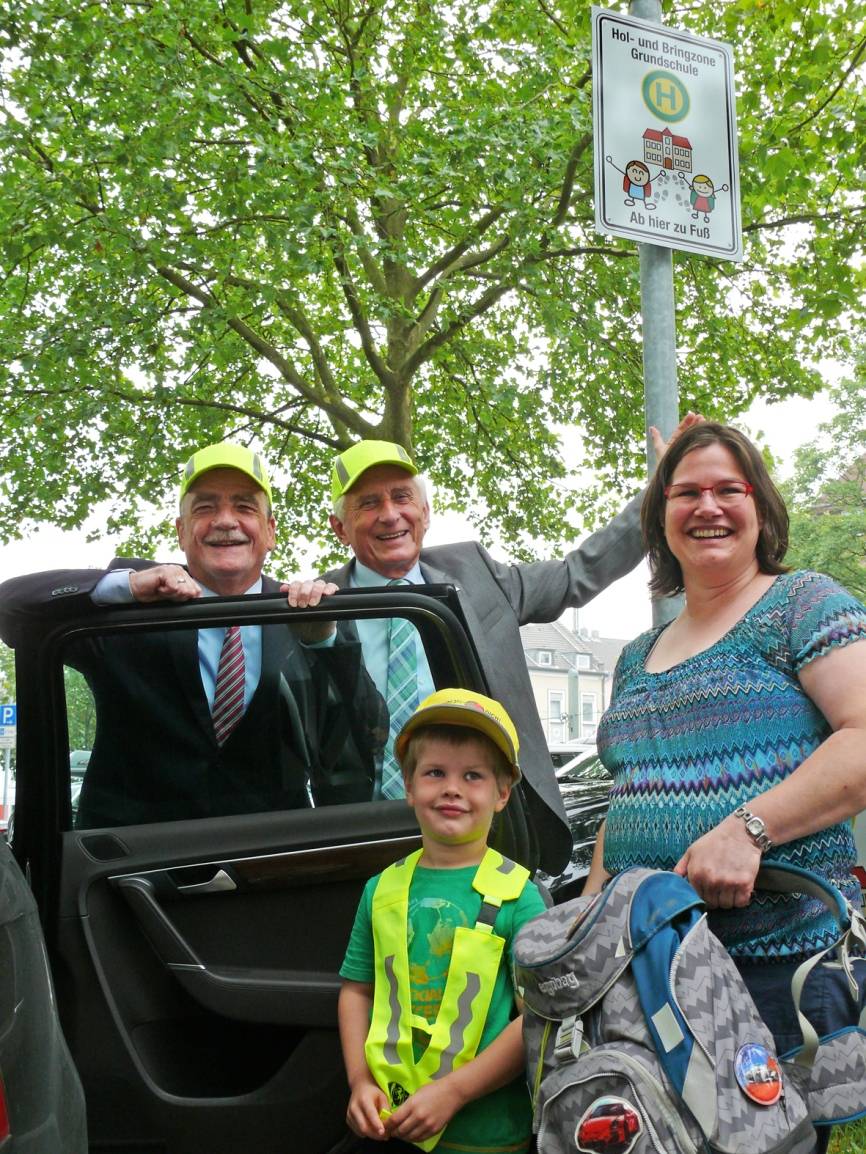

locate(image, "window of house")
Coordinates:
581 693 597 740
548 690 566 744
537 650 553 666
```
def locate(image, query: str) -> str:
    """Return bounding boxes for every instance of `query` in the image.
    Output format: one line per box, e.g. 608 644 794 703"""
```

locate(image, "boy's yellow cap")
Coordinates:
331 439 418 504
395 689 521 782
180 442 273 506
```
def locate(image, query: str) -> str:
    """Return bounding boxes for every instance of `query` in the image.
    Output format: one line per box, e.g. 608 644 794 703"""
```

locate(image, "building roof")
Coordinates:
643 127 692 148
521 621 595 671
521 620 629 676
580 632 629 673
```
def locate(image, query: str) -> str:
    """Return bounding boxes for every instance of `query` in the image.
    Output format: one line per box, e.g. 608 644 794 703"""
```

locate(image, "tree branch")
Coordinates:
329 244 396 387
744 206 865 234
538 0 569 38
4 383 343 448
789 35 866 136
180 213 302 236
179 266 348 409
342 203 389 295
403 281 513 377
529 244 634 262
551 134 591 227
155 264 379 436
179 22 288 128
414 207 509 294
403 234 513 355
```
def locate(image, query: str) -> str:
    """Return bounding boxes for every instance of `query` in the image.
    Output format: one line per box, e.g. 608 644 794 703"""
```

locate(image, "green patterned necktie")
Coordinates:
381 582 419 799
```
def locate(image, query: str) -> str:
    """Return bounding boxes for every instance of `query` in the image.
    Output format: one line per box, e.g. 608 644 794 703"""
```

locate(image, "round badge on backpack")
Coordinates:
734 1042 783 1105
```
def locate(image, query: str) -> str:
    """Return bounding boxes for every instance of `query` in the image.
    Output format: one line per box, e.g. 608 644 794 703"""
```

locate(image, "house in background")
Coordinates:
520 619 629 746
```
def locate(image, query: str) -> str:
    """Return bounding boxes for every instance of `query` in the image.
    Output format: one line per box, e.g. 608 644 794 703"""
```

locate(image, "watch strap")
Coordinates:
733 804 773 854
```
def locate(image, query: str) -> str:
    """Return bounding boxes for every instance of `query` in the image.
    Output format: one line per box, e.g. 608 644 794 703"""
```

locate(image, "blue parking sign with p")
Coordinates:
0 705 16 727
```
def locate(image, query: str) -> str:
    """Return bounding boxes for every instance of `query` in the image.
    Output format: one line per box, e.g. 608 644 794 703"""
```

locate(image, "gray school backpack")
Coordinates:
513 863 866 1154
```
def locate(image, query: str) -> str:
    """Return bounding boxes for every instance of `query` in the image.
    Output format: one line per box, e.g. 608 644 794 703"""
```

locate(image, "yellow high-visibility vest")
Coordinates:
365 847 530 1151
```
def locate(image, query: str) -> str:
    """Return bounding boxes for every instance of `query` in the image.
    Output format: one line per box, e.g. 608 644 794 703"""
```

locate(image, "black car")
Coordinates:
0 834 87 1151
1 583 582 1154
541 749 613 895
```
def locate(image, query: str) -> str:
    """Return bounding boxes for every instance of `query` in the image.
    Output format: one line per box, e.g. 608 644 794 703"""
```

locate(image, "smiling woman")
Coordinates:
586 423 866 1150
645 426 790 605
659 443 766 595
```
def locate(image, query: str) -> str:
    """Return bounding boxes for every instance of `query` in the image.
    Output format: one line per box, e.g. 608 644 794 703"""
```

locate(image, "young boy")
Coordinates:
338 689 546 1153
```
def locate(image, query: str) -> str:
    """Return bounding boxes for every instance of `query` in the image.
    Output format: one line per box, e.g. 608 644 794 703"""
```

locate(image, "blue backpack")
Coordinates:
513 864 866 1154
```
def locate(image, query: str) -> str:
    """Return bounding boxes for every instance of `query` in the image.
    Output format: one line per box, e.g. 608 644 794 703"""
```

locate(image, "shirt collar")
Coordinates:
351 559 424 587
197 577 264 597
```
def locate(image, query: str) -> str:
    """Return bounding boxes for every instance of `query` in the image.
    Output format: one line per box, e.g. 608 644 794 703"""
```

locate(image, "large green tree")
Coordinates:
0 1 863 563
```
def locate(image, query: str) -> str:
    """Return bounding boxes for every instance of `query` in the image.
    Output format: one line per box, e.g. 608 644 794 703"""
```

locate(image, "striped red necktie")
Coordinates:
212 625 245 745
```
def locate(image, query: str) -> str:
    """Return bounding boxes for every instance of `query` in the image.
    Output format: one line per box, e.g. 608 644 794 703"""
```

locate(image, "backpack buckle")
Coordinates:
554 1015 584 1060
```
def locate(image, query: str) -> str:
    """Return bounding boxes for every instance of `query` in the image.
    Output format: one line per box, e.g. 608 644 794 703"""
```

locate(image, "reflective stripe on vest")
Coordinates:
365 847 530 1151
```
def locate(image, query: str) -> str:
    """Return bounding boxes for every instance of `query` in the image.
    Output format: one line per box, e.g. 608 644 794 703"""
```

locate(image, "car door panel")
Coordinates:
110 832 424 1025
54 807 423 1150
9 588 556 1153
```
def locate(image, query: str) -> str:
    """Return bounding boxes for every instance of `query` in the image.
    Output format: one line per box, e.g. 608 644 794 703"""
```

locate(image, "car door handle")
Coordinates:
114 875 203 969
176 868 237 895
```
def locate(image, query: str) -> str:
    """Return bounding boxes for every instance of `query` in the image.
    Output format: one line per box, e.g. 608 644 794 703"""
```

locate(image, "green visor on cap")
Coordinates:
331 440 418 505
179 442 273 506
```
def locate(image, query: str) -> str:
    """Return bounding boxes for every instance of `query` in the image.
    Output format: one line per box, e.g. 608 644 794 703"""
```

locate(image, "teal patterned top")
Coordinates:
598 571 866 960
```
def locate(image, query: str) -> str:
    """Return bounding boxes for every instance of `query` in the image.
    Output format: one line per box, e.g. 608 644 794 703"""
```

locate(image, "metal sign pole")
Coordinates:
629 0 682 627
2 747 9 826
594 3 741 624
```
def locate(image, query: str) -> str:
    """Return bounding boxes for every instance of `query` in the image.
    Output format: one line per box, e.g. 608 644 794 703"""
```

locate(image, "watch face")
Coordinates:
746 817 764 836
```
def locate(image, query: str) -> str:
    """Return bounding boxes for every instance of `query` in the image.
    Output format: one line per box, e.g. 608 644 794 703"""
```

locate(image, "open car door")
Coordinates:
6 585 564 1154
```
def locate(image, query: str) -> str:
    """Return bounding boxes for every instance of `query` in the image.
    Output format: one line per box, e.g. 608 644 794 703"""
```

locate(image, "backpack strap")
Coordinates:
757 861 866 1065
628 872 717 1136
756 863 852 927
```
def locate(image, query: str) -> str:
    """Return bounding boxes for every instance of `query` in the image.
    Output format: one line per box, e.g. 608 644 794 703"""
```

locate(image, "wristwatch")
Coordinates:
733 804 773 854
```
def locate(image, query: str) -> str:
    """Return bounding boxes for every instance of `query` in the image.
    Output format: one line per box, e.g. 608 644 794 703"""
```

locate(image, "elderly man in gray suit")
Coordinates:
288 429 694 870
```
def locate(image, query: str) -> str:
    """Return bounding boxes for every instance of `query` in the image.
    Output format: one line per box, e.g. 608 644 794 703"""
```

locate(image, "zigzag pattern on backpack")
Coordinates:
513 864 866 1154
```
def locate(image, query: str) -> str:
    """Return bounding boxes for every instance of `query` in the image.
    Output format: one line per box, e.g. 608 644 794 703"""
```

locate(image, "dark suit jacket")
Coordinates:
325 496 643 872
0 565 386 828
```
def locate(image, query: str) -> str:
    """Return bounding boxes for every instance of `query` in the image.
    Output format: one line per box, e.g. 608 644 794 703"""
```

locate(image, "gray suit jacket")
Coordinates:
325 495 644 872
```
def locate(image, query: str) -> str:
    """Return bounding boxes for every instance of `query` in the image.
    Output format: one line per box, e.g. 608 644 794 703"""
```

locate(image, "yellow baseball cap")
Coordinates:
395 689 521 782
179 442 273 506
331 440 418 505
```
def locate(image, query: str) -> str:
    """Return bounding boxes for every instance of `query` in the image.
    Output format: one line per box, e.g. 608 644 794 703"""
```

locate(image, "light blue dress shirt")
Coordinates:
348 561 435 703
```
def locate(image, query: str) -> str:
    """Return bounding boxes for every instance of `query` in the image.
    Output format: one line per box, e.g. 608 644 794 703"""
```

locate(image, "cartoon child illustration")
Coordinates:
684 173 729 222
606 156 661 210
